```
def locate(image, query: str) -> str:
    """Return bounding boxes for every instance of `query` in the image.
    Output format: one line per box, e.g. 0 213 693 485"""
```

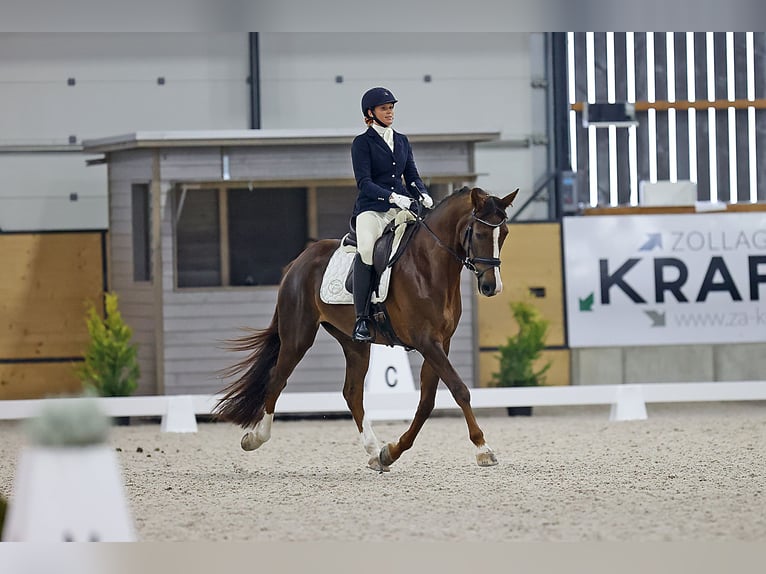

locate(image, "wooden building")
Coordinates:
82 129 500 396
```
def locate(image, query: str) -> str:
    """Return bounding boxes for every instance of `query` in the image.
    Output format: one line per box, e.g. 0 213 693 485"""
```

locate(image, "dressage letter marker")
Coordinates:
2 398 136 541
364 344 416 420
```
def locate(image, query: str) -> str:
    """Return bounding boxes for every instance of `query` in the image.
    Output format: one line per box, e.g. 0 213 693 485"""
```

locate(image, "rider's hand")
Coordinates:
420 193 434 209
389 192 412 210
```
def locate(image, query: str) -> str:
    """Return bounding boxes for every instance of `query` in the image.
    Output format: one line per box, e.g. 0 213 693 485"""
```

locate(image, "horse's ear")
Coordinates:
501 188 519 209
470 187 488 210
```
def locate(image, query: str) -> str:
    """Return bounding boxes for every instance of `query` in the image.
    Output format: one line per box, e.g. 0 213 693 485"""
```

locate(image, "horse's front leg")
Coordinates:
379 358 439 467
386 341 497 467
331 334 389 471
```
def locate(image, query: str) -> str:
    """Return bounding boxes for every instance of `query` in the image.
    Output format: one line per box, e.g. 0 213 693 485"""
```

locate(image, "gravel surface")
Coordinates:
1 402 764 542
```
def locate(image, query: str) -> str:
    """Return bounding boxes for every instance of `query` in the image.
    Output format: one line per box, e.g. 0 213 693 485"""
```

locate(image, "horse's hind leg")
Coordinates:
241 413 274 451
241 316 320 452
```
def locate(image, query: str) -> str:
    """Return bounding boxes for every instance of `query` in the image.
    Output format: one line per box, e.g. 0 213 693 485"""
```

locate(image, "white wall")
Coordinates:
259 32 540 216
0 33 250 230
258 33 532 134
0 32 543 230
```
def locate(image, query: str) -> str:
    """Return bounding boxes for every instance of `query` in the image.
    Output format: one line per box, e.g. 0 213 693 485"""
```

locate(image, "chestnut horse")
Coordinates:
214 186 518 471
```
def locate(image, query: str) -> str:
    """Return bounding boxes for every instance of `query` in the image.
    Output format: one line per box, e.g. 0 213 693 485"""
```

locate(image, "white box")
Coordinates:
639 180 697 206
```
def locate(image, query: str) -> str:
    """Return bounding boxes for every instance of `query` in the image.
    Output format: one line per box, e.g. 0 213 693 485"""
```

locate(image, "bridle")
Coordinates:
460 211 506 278
416 206 507 279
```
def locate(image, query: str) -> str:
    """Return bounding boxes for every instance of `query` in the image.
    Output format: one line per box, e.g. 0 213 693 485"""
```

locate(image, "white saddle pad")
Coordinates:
320 210 415 305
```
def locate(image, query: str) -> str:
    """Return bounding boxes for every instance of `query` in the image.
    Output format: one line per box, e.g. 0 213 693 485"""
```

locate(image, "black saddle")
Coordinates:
344 218 419 295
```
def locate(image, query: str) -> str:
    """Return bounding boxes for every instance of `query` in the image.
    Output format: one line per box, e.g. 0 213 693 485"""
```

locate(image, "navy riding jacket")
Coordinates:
350 126 425 223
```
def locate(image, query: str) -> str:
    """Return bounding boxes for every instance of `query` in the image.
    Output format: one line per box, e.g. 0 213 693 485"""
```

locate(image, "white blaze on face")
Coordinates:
492 226 503 294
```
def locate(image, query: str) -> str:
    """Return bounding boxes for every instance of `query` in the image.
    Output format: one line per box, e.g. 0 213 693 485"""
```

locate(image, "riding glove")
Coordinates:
420 193 434 209
389 192 412 210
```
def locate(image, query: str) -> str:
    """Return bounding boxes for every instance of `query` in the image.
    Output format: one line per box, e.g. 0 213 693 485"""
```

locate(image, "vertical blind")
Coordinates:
567 32 766 207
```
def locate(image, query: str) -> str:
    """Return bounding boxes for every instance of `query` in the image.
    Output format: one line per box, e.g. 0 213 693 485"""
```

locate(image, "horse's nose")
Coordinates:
480 282 496 297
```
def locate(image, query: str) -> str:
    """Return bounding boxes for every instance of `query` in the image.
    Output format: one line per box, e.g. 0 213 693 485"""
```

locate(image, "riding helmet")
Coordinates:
361 87 398 117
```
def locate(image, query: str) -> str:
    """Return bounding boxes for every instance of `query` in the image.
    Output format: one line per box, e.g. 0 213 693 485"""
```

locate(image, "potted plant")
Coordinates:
76 292 140 422
490 299 552 416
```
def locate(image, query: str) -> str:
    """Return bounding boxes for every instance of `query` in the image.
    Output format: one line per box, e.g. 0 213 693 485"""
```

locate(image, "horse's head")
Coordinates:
464 187 519 297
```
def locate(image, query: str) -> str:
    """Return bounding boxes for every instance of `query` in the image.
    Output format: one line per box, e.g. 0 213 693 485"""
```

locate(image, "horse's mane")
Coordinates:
446 186 473 201
425 186 507 223
424 186 472 220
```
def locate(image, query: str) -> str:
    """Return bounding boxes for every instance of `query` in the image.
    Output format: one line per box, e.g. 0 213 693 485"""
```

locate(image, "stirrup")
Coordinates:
353 317 373 342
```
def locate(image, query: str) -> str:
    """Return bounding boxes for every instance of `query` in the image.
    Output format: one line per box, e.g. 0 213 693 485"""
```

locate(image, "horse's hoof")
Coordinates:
367 456 390 473
476 447 498 467
241 432 264 451
379 444 395 467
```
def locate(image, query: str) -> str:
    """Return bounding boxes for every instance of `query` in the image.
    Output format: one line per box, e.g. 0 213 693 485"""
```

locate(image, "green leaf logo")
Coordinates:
579 292 594 311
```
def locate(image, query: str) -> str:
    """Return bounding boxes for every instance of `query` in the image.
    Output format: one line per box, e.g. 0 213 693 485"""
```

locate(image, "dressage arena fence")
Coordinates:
0 381 765 432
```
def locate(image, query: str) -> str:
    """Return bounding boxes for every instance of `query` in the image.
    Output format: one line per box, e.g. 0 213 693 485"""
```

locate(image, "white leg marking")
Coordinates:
492 227 503 294
241 412 274 451
255 412 274 443
476 444 493 457
476 442 498 466
359 416 381 456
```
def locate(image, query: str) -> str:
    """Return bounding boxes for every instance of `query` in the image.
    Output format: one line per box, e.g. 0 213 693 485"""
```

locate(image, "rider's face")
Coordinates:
371 103 395 126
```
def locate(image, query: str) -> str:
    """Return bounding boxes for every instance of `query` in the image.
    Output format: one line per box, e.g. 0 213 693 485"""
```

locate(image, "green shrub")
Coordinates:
491 300 551 387
76 292 139 397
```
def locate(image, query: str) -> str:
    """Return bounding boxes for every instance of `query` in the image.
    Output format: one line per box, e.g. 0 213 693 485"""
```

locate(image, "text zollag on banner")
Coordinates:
563 212 766 347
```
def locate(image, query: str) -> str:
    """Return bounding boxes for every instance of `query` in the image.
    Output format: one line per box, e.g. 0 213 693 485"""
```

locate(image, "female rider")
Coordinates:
349 87 433 342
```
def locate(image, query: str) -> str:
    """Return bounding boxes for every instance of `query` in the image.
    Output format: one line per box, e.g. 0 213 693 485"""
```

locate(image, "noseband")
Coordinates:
419 208 506 279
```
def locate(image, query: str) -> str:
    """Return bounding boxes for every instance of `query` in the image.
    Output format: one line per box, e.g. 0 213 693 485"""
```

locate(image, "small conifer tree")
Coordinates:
491 300 551 387
76 292 140 397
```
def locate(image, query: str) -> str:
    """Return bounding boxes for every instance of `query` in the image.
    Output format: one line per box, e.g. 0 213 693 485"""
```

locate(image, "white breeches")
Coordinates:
355 208 399 265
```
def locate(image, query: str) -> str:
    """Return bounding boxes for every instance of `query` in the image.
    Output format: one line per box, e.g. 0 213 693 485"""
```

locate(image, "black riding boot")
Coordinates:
352 254 374 342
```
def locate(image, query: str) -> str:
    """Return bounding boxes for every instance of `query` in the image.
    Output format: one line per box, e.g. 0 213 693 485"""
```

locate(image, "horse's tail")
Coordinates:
213 312 281 428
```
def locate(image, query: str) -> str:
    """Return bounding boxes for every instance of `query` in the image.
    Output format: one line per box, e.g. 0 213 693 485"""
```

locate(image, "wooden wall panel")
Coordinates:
0 233 103 359
0 362 84 400
0 232 104 399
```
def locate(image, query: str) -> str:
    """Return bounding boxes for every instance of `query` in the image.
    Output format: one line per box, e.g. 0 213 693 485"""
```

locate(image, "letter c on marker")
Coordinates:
385 366 398 387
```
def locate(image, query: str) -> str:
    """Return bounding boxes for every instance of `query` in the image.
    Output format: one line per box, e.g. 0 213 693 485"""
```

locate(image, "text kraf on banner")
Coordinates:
563 213 766 347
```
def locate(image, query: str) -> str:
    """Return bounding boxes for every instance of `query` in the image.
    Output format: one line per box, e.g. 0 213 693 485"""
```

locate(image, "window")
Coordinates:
131 183 151 282
227 187 307 285
315 185 357 239
174 186 307 288
175 189 221 288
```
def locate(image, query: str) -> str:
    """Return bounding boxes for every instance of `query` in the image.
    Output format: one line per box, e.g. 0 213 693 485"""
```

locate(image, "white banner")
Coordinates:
563 212 766 347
